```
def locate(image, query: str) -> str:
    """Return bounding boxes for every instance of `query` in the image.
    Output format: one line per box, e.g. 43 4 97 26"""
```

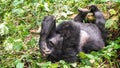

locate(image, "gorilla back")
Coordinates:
39 5 106 62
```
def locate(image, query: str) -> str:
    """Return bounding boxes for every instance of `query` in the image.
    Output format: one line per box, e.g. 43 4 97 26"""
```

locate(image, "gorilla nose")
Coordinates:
42 47 51 54
42 43 52 54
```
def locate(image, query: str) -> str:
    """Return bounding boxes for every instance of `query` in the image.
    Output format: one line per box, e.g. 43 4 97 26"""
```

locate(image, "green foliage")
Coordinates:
78 38 120 67
0 23 9 36
105 19 118 29
101 0 120 2
109 9 117 15
16 62 24 68
0 0 120 68
13 0 24 6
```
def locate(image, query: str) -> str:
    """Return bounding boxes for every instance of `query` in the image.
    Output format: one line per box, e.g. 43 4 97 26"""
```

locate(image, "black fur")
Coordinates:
56 21 81 62
89 5 107 42
74 8 90 22
39 5 107 62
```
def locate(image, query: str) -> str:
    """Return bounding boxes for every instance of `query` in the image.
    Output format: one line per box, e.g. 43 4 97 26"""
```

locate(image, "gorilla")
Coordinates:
39 5 107 62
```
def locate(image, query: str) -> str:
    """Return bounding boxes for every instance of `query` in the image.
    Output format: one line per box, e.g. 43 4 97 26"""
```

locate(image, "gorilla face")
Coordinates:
39 16 63 57
40 41 53 57
40 34 63 60
39 16 56 57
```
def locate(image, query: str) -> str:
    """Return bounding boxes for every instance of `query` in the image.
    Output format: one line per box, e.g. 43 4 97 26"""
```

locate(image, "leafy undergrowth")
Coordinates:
0 0 120 68
1 37 120 68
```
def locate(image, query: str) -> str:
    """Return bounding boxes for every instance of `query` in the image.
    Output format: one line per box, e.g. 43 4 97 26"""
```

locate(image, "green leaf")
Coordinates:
4 43 13 51
14 39 23 51
112 0 120 2
86 54 94 59
16 62 24 68
61 12 67 18
0 23 9 36
63 65 68 68
70 63 77 68
12 8 24 15
81 66 92 68
50 63 59 68
109 9 117 15
105 19 113 29
44 2 50 11
41 62 51 68
113 43 120 49
79 52 87 59
59 60 66 64
113 22 118 29
13 0 24 6
101 0 109 2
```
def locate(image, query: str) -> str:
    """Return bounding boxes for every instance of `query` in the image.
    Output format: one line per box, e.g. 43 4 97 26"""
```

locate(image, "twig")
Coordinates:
98 60 107 68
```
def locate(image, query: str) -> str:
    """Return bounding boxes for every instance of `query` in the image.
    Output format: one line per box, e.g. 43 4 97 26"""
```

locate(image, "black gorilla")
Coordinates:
39 5 107 62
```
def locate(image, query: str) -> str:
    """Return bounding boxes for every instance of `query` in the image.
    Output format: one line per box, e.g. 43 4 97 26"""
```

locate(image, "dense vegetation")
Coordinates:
0 0 120 68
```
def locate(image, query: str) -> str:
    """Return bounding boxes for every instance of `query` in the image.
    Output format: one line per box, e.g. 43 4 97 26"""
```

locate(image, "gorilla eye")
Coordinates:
48 41 54 47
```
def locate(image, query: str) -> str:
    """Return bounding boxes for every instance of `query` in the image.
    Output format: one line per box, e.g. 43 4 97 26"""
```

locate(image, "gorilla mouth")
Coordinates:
40 41 54 57
41 48 52 57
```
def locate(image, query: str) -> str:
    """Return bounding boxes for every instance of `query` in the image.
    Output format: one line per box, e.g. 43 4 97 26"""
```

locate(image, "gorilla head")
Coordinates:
39 5 107 62
39 16 63 62
39 16 56 57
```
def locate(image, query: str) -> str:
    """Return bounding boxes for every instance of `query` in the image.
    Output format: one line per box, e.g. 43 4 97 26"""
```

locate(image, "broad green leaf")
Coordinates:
44 2 50 11
63 65 68 68
14 43 23 51
14 59 21 65
81 66 92 68
112 0 120 2
59 60 66 64
12 8 24 15
14 39 23 51
86 54 94 59
0 23 9 36
50 63 59 68
109 9 116 15
41 62 51 68
16 62 24 68
70 63 77 68
101 0 109 2
79 52 87 59
105 19 118 29
5 43 13 51
61 12 67 18
13 0 24 6
105 19 113 29
113 22 118 29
